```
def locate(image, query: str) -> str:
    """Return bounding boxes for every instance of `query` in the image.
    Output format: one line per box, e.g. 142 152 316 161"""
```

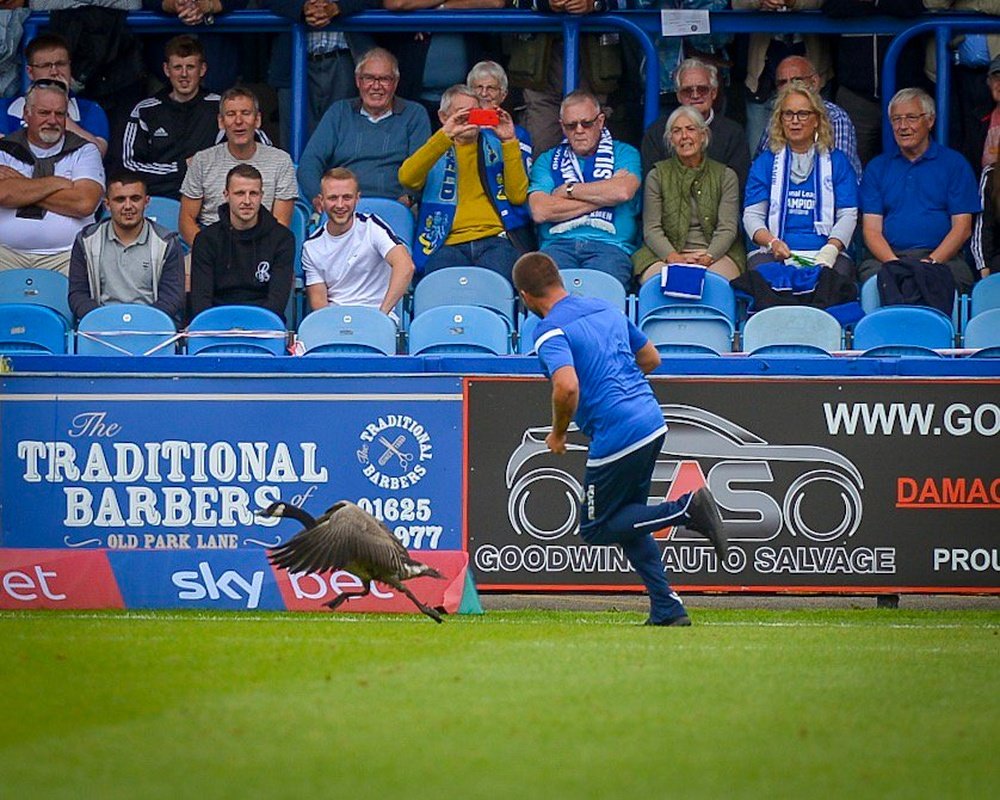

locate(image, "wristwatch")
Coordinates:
566 182 576 198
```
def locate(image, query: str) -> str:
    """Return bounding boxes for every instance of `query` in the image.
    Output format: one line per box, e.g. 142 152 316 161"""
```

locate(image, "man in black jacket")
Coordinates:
189 164 294 321
122 35 222 199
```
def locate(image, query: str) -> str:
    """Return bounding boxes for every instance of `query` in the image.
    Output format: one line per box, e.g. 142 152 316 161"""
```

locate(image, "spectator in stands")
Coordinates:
0 80 104 274
467 59 532 150
268 0 364 139
743 84 858 276
190 164 294 320
0 3 28 100
755 56 862 181
973 156 999 278
632 106 744 284
180 86 297 249
528 90 642 287
303 167 414 317
0 32 109 157
732 0 832 153
68 170 185 322
122 35 224 200
399 85 530 279
860 88 981 292
297 47 431 210
640 58 751 195
980 56 1000 170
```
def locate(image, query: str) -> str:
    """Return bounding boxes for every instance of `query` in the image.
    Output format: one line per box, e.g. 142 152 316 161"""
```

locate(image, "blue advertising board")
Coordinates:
0 374 463 553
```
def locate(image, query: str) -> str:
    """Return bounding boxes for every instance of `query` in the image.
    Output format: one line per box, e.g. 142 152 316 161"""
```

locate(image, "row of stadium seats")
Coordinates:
3 267 1000 358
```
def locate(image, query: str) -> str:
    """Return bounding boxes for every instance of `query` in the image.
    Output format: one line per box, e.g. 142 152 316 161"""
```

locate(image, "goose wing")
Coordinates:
268 502 408 576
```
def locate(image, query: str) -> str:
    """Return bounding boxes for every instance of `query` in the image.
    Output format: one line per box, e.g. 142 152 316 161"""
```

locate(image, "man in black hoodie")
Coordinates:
189 164 294 321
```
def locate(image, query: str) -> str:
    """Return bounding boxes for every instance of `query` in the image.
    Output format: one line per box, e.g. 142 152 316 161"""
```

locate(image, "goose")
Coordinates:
259 500 446 623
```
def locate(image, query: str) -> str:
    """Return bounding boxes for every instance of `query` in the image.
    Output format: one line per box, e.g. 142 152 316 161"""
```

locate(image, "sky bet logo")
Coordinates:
172 562 264 609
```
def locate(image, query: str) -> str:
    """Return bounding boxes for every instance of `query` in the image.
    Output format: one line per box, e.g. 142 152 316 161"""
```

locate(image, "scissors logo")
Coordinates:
357 414 433 488
378 435 414 469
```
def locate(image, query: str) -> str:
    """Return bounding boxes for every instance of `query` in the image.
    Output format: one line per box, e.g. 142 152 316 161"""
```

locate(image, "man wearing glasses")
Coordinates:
639 58 750 194
0 33 109 157
528 90 642 288
0 80 104 274
755 56 861 180
297 47 430 211
859 87 981 292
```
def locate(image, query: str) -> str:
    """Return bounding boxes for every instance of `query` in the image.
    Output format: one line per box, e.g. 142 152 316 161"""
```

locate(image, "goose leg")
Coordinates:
325 583 370 610
386 579 443 623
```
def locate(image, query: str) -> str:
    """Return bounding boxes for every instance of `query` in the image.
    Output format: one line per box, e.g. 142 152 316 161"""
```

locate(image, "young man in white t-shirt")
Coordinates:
302 167 415 317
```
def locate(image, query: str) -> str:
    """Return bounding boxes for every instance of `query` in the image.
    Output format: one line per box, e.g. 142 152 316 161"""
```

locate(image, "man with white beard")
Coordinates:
0 80 104 274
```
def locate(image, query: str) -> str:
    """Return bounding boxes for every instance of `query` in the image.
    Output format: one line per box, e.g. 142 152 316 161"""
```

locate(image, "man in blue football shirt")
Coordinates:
513 251 727 626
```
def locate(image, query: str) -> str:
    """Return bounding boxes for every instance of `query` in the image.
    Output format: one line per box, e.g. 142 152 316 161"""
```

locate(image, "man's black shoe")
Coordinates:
644 615 692 627
686 488 728 559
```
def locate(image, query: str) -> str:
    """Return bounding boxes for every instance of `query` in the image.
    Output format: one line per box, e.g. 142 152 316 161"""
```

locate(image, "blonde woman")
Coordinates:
743 84 858 277
632 106 745 284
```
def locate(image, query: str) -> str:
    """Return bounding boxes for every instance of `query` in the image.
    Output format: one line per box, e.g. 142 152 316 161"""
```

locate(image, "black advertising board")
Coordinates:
465 377 1000 593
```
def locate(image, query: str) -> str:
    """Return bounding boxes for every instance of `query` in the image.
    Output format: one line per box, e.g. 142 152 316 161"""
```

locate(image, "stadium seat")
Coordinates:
356 197 416 249
641 307 734 355
412 267 516 329
517 313 540 355
852 306 955 355
636 270 737 327
963 307 1000 354
860 274 961 332
187 306 288 355
970 272 1000 318
76 304 178 355
297 305 397 355
408 305 510 355
146 196 181 234
561 268 629 314
0 268 72 324
742 306 843 355
0 303 69 354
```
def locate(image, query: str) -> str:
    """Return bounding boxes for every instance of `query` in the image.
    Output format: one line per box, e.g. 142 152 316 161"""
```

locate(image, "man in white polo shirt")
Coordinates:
302 167 415 318
0 80 104 274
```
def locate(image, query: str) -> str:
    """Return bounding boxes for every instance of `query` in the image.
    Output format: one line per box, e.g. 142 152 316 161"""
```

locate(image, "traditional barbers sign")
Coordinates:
466 377 1000 592
0 375 463 552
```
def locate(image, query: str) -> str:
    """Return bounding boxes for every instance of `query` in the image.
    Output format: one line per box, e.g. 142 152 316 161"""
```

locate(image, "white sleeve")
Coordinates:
71 143 105 188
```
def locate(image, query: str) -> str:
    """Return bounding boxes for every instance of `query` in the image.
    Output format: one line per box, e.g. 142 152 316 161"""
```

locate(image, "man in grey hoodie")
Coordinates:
68 169 185 322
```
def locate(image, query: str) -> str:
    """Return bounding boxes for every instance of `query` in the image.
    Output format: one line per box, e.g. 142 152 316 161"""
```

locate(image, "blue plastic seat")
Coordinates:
964 307 1000 352
852 306 955 355
187 306 288 355
408 305 510 355
0 303 69 354
860 274 961 332
742 305 843 354
412 267 515 329
356 198 416 250
970 272 1000 318
637 270 737 326
518 313 541 355
76 304 178 355
298 305 397 355
0 268 72 324
641 308 734 355
145 196 181 234
561 268 629 314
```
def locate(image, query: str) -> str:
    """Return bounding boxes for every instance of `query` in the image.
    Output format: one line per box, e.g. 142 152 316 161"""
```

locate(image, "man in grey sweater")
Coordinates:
68 170 185 322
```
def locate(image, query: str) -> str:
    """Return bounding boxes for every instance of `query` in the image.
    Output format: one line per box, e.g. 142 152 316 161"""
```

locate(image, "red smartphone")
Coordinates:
467 108 500 127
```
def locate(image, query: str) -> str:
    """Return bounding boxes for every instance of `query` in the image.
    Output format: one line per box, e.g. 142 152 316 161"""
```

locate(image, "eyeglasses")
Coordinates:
471 83 502 95
29 78 69 93
359 74 395 86
29 59 70 72
780 109 816 122
560 114 602 131
678 84 712 98
889 113 928 127
776 73 815 88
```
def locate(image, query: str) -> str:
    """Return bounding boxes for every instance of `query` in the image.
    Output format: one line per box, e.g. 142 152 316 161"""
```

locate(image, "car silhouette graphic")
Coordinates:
505 404 864 544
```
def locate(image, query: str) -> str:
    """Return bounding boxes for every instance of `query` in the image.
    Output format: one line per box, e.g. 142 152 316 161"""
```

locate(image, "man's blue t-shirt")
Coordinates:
535 295 665 462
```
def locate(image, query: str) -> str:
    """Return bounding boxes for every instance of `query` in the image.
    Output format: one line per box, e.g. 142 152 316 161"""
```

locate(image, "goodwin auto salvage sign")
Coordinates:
465 377 999 593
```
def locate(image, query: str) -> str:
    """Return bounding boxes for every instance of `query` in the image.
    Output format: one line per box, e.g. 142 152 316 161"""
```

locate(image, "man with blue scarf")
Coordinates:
528 90 642 288
398 85 531 281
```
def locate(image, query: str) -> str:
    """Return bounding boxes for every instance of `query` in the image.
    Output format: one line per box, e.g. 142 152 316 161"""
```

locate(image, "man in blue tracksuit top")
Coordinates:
513 251 727 626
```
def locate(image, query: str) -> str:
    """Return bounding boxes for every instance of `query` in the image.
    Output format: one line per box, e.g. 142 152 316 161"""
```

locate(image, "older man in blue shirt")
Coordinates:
859 88 981 291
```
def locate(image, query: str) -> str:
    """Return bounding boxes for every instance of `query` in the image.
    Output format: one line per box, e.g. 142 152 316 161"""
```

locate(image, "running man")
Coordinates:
513 251 727 626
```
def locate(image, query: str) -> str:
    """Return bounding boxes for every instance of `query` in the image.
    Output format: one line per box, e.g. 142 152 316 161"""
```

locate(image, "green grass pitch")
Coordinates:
2 607 997 799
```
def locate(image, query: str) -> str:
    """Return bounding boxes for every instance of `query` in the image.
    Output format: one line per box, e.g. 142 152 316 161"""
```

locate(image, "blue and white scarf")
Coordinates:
767 145 834 241
549 127 617 236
